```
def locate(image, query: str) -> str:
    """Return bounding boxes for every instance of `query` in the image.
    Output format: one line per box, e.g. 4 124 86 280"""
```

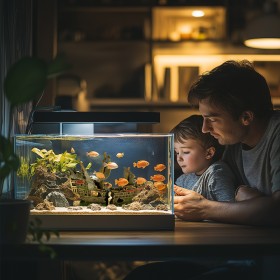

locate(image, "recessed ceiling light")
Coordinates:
192 10 205 17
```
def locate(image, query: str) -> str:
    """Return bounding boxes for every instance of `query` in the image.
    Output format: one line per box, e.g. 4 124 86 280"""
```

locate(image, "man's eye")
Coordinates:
208 118 216 123
183 152 190 154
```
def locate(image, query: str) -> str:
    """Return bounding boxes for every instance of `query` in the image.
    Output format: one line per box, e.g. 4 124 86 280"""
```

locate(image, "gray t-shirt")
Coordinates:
175 161 236 201
223 110 280 195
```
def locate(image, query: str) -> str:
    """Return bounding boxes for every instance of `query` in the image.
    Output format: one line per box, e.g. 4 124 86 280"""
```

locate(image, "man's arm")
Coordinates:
235 185 264 201
174 186 280 226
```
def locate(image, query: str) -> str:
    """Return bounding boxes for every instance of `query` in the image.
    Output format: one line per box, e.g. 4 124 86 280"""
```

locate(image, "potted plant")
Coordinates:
0 54 69 244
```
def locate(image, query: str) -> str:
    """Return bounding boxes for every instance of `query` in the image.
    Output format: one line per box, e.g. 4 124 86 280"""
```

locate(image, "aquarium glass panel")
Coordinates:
14 134 174 215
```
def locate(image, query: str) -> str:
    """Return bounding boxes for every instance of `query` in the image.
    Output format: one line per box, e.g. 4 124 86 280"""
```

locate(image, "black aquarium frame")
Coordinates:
29 111 160 134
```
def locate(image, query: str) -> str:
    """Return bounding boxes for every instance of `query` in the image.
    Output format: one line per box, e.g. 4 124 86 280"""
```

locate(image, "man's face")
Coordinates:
198 99 247 145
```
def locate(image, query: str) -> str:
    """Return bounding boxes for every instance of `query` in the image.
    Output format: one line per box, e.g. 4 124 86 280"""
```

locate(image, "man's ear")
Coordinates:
241 111 254 126
205 147 215 160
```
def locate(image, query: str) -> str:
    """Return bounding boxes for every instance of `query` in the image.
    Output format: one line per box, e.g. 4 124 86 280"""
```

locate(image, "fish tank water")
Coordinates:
14 134 174 230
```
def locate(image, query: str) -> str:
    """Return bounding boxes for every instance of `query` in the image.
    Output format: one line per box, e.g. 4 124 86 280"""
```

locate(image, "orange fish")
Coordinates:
154 163 166 172
154 181 167 191
94 172 105 179
133 160 149 169
115 178 129 187
116 152 124 158
135 177 147 185
87 151 99 157
104 161 118 169
150 174 165 182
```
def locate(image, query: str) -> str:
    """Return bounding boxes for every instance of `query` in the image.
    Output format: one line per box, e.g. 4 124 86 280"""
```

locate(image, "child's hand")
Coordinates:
173 186 206 221
173 184 183 196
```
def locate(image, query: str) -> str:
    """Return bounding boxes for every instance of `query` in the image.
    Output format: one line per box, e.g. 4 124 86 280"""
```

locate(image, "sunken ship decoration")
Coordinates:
15 134 173 216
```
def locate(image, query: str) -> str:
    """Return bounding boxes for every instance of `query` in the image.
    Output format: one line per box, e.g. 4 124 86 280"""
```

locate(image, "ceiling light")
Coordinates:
244 1 280 49
192 10 205 17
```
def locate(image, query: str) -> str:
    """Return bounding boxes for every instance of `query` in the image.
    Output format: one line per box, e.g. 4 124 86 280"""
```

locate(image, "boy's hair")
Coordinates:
170 115 224 162
188 60 273 120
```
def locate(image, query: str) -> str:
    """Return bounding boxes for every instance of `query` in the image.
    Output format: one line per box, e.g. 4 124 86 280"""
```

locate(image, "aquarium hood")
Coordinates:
29 111 160 134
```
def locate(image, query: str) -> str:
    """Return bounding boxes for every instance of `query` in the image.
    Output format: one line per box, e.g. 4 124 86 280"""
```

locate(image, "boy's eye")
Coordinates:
183 151 190 154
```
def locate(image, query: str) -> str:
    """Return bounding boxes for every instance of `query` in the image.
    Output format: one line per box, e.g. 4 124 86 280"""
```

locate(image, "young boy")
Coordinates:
170 115 236 201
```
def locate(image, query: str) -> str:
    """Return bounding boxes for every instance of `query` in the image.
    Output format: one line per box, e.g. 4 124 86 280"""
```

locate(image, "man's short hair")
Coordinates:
188 60 273 120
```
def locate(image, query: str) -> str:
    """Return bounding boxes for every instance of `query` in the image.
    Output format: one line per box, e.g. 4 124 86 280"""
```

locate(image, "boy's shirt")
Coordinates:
175 160 236 201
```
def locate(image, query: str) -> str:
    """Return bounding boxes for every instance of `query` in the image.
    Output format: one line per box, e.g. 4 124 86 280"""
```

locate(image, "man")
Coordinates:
174 60 280 226
124 60 275 280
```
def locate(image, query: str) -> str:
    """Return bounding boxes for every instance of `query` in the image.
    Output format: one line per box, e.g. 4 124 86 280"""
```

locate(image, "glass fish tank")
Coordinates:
14 134 174 230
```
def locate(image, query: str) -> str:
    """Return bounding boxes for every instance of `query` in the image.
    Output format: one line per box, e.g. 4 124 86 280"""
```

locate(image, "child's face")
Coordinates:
174 139 211 175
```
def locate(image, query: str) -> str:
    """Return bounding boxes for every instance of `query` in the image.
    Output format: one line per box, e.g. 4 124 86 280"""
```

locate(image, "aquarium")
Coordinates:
14 134 174 230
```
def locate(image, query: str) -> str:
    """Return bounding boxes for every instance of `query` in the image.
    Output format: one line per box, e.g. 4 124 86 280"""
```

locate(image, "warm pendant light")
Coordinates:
244 1 280 49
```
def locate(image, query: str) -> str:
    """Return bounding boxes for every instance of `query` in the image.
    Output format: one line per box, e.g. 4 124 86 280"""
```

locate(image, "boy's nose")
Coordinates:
177 154 183 161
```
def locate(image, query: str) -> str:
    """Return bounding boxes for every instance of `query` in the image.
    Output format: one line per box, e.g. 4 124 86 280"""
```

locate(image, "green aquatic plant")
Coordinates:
30 148 80 176
85 162 92 170
101 152 112 179
123 167 136 185
17 156 31 180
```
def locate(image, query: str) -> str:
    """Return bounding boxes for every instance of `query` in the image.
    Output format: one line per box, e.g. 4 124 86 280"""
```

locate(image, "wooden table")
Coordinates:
1 219 280 279
2 219 280 261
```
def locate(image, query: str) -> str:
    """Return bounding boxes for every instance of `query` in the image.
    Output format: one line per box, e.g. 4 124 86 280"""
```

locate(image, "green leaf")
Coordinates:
47 53 71 78
4 57 48 107
86 162 92 170
0 135 20 177
31 147 46 158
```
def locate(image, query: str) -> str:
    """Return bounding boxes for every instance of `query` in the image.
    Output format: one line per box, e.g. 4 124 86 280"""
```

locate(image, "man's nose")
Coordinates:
202 119 210 133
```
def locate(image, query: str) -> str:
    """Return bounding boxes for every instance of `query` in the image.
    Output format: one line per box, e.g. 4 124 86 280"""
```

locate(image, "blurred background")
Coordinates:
5 0 280 133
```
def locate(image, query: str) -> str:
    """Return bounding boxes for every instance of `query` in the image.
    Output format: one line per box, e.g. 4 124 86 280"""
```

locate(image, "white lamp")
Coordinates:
244 1 280 49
